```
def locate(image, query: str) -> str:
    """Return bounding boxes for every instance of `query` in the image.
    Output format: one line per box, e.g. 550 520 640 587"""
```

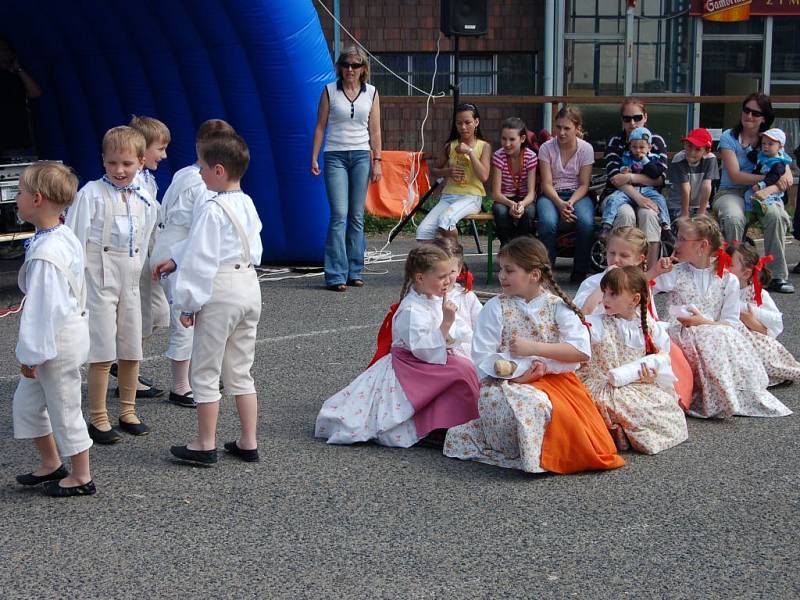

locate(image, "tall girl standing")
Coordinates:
579 266 688 455
490 117 538 246
417 103 491 241
315 245 479 447
444 237 624 474
650 215 791 418
535 106 595 283
311 46 382 292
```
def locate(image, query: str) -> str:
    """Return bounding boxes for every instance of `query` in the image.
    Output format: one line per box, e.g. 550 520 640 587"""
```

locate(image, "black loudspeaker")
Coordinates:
440 0 489 37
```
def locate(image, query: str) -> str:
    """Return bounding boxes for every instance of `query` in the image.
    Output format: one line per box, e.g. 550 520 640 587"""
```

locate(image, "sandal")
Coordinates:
327 284 347 292
347 279 365 287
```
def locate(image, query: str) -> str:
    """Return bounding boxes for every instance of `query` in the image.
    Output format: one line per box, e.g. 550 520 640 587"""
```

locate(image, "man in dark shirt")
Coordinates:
0 38 42 157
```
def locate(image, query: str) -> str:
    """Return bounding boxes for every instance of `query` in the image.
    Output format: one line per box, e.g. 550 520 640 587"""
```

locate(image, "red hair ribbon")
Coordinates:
456 270 474 291
647 280 658 320
752 255 774 306
366 303 399 368
715 248 732 278
644 332 658 355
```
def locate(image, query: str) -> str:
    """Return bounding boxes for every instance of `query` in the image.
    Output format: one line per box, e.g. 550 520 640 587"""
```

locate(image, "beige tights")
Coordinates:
88 360 141 430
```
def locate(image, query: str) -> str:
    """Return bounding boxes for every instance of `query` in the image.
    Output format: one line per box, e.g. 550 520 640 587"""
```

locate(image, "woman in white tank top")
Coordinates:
311 46 383 292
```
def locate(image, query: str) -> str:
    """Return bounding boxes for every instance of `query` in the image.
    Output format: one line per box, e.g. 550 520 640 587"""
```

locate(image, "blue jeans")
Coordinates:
323 150 371 285
536 191 595 275
602 186 670 228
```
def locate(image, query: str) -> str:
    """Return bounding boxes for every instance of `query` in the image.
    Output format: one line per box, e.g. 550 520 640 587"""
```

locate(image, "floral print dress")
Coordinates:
654 263 791 418
579 314 688 454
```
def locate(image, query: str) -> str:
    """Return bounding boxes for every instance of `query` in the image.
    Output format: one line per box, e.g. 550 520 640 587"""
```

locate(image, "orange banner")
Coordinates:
703 0 751 21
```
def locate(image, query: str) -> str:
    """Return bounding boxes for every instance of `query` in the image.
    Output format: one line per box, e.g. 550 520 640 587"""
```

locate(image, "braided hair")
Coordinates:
600 266 658 355
399 244 451 303
498 237 586 323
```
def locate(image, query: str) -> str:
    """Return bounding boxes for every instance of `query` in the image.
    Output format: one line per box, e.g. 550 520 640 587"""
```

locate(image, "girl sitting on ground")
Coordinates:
579 266 688 455
315 245 480 447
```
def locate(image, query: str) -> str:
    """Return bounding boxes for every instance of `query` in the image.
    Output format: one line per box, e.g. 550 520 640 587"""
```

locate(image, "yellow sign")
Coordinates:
703 0 752 21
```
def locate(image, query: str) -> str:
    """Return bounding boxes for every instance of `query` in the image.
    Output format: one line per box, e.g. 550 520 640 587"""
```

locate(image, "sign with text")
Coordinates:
691 0 800 16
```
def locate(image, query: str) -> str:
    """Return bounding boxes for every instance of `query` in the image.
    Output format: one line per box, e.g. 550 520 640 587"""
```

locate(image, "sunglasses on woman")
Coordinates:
622 114 644 123
742 106 764 118
341 62 364 70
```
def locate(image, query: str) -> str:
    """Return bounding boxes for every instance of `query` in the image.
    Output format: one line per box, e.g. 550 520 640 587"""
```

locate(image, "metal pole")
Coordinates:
624 3 635 96
762 16 773 95
543 0 554 130
453 34 461 113
333 0 341 57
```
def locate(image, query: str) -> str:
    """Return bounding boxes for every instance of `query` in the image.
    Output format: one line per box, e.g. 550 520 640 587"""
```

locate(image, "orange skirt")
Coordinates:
534 372 625 474
669 344 693 411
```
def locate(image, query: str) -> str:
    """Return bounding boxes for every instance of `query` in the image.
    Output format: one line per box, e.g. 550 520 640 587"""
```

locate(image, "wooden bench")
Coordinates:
463 212 496 284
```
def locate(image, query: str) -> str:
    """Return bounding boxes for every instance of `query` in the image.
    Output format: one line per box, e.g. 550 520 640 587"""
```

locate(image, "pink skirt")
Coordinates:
391 347 480 438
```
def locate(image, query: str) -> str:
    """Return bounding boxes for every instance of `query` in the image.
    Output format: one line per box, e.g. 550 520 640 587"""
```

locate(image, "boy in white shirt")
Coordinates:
154 131 263 465
151 119 235 408
66 126 158 444
13 162 95 497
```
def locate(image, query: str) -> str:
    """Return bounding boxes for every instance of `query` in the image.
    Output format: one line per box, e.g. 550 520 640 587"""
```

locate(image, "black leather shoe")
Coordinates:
118 419 150 436
88 424 123 445
169 391 196 408
16 464 69 486
768 278 794 294
170 445 218 465
224 441 259 462
112 385 165 399
42 479 96 497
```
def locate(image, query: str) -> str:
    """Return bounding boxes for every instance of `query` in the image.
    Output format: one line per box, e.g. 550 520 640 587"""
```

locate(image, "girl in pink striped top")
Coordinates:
491 117 538 246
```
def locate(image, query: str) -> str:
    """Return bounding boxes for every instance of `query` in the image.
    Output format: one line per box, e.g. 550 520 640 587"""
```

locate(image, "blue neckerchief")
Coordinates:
24 223 61 250
102 175 151 257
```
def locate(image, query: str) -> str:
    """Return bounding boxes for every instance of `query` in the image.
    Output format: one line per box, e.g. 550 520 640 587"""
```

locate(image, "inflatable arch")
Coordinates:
2 0 335 263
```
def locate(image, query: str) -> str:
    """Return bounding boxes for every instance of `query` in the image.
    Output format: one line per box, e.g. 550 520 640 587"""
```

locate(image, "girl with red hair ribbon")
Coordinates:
728 245 800 386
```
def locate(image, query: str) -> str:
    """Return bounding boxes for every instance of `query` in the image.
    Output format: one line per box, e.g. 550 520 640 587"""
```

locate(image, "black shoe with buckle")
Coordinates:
224 441 260 462
16 464 69 486
768 278 794 294
169 391 196 408
170 445 218 466
42 479 96 498
88 424 123 445
118 419 151 436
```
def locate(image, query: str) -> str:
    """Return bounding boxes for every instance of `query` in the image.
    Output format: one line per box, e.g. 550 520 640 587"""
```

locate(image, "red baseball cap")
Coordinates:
682 128 712 149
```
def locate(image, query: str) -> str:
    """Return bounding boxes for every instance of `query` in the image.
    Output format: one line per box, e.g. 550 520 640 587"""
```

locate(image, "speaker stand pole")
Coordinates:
452 34 460 120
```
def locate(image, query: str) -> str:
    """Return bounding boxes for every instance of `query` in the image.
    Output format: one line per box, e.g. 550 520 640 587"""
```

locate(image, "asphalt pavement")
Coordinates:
0 234 798 599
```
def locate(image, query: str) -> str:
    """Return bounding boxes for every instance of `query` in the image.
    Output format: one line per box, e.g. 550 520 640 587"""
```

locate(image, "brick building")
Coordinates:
314 1 800 155
315 0 546 154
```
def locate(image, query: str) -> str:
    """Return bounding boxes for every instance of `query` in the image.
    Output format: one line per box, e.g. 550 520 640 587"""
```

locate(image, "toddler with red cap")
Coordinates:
666 127 719 221
744 128 792 218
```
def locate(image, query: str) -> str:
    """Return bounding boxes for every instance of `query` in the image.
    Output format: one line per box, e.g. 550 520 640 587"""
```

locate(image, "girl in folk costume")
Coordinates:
431 237 482 360
315 245 480 447
574 226 693 409
444 237 624 474
649 215 791 418
727 244 800 386
579 267 688 454
366 238 480 367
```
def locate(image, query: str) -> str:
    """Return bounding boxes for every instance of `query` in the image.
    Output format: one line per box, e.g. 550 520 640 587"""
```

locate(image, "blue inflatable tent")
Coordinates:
2 0 335 263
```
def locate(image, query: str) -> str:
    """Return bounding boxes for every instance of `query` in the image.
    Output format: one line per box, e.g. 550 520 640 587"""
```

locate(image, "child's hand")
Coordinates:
638 364 657 384
311 159 320 176
442 297 458 324
651 256 674 277
739 305 761 331
510 361 546 383
153 259 177 280
677 306 712 327
179 313 194 328
20 364 36 379
509 333 538 357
